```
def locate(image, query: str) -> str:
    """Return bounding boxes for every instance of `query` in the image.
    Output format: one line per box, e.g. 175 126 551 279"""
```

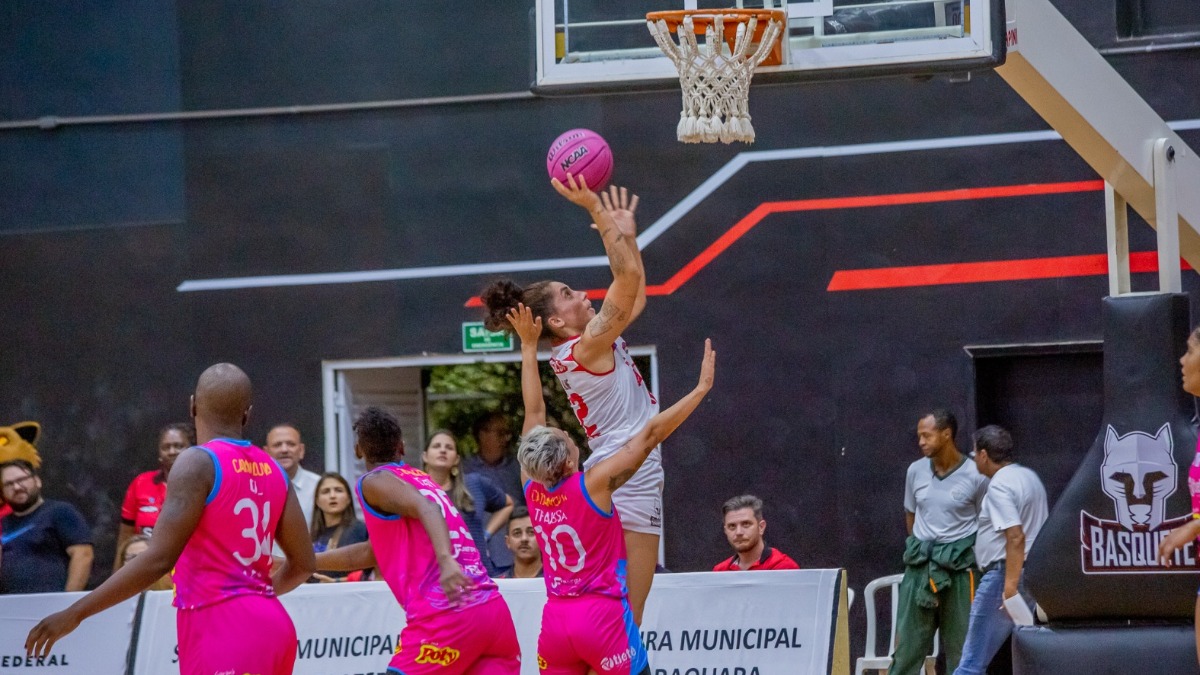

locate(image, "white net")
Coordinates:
647 12 784 144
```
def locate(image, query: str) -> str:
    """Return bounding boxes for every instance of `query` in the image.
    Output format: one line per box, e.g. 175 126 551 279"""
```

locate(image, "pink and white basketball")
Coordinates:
546 128 613 191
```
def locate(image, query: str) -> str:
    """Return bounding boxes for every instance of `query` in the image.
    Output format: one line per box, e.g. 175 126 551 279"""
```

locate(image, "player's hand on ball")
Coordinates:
598 186 639 239
506 303 543 346
438 560 474 606
26 608 82 658
551 172 601 212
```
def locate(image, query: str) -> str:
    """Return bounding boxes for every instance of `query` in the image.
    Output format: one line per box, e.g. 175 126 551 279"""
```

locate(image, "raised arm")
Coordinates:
360 471 473 603
602 186 646 322
552 176 644 370
27 447 213 658
508 303 547 435
585 340 715 509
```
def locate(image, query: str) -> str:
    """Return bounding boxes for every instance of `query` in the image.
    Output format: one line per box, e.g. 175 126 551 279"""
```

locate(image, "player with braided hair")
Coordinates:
481 176 661 624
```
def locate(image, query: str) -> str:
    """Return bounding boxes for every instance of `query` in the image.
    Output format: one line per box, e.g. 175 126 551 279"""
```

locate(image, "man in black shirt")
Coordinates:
0 460 93 593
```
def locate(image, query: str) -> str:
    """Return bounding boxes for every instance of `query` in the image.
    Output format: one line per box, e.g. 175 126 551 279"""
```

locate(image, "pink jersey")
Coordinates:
526 472 627 599
1189 437 1200 529
550 335 659 465
173 438 288 610
357 462 498 622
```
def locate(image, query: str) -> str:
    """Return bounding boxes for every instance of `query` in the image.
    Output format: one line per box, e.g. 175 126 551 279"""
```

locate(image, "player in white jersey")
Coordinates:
482 177 660 623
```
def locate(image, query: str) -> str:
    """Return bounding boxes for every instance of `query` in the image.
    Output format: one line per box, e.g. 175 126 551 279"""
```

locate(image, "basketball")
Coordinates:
546 129 613 191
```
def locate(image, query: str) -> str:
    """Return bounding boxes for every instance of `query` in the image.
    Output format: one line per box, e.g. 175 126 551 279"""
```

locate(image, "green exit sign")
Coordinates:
462 322 513 353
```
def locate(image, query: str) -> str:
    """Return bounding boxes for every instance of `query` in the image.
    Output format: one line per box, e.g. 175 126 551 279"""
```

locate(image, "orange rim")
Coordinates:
646 8 786 66
645 8 786 26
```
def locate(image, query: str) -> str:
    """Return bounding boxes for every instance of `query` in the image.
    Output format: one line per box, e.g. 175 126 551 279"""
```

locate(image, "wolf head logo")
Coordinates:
1100 423 1176 531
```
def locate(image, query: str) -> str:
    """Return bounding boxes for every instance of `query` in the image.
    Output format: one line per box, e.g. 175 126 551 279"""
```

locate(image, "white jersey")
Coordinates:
550 335 659 466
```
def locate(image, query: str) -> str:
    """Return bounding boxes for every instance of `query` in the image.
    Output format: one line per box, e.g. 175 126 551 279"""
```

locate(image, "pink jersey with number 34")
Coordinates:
173 438 289 610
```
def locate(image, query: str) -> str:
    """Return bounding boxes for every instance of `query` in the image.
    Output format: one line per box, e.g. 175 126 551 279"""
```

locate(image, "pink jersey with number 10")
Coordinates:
526 472 628 599
173 438 289 610
357 462 498 623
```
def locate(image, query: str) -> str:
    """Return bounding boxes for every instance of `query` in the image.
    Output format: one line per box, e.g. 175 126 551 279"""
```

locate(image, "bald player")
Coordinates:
26 363 315 675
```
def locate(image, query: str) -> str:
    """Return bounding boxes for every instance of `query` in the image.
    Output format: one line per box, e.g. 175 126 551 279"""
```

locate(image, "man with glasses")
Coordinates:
0 459 94 593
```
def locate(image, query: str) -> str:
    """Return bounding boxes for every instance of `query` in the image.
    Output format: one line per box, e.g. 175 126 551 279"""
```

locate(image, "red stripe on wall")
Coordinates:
464 180 1106 305
827 252 1187 291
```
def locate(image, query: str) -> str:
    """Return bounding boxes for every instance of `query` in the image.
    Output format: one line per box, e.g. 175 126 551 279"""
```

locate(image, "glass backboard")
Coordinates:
533 0 1004 93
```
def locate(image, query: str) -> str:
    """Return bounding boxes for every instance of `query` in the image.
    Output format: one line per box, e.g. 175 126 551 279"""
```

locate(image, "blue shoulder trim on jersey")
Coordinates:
269 457 288 491
357 469 400 521
579 472 613 518
212 437 252 447
199 446 221 505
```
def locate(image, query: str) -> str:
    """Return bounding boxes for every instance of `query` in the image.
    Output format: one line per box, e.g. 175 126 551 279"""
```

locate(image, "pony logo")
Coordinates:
1080 423 1200 574
415 644 461 666
1100 424 1176 530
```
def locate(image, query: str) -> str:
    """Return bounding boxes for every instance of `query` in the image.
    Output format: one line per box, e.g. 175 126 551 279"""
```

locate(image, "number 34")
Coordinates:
232 497 273 566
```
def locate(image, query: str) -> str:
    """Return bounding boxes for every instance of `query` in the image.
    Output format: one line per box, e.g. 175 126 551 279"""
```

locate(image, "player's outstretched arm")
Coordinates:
360 471 474 604
585 339 715 509
272 485 317 595
508 303 547 435
26 447 212 659
315 541 377 573
599 186 646 323
554 175 643 370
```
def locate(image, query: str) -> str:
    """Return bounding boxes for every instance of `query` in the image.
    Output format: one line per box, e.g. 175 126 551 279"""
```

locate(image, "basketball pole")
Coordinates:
996 0 1200 283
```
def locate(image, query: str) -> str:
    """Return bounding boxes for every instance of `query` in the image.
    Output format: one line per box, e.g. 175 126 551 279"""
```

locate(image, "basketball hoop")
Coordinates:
646 8 785 144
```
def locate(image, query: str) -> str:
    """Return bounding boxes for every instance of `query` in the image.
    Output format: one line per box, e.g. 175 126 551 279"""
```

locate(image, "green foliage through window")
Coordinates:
423 356 653 463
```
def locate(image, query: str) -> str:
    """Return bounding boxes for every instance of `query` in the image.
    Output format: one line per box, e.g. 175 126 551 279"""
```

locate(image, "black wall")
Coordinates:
3 0 1200 646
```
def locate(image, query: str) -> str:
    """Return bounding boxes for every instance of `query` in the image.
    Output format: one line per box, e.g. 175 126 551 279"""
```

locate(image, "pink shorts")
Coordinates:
390 595 521 675
537 596 648 675
177 594 297 675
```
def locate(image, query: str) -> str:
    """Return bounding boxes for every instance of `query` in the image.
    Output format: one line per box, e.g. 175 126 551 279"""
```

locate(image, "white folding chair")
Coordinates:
855 574 938 675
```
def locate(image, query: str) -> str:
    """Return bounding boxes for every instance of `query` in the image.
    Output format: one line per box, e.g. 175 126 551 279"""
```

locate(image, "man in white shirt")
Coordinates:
890 409 990 675
265 424 320 526
953 425 1048 675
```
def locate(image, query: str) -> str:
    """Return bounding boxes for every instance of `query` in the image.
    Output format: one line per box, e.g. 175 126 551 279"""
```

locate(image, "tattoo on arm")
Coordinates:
598 226 625 246
607 468 636 492
609 250 628 272
589 303 628 337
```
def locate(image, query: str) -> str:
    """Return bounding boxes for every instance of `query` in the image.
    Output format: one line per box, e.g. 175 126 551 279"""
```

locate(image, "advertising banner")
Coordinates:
127 569 842 675
133 583 406 675
0 592 139 674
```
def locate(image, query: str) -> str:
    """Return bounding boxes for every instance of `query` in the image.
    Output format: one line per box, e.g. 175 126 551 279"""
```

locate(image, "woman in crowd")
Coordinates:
114 534 173 591
113 422 193 571
423 430 513 576
309 472 368 582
